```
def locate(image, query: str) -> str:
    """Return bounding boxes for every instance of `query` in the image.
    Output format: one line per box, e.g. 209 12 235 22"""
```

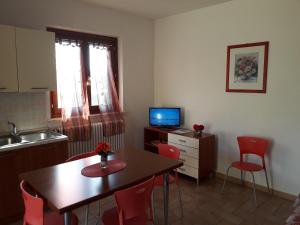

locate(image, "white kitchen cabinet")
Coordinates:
16 28 56 92
0 25 18 92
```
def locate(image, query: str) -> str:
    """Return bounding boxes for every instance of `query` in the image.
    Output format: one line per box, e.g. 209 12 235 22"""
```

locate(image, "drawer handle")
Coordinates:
31 87 49 90
0 87 7 90
178 167 186 171
178 139 186 143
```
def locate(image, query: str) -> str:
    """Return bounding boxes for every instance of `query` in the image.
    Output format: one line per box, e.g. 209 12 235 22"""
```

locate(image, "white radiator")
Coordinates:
61 123 125 157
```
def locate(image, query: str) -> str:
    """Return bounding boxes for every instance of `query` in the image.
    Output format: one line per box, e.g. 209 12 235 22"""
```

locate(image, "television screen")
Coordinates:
149 107 181 127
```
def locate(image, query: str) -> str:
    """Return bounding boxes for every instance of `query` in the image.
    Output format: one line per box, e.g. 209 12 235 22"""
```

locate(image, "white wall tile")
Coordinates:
0 92 49 132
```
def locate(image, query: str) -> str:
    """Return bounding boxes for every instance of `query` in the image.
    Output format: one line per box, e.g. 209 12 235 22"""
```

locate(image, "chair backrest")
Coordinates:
237 136 269 167
114 177 155 223
157 143 180 160
66 151 97 162
20 180 44 225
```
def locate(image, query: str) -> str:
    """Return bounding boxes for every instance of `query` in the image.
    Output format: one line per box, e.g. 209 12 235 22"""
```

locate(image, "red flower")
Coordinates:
95 142 110 155
193 124 204 131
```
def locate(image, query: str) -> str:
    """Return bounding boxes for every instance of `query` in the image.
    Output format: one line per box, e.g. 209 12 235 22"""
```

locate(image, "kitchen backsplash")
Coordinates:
0 92 50 133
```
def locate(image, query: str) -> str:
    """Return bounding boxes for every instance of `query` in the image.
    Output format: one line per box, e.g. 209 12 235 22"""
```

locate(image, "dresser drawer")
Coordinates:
168 133 199 149
179 154 198 169
167 142 199 158
177 165 198 179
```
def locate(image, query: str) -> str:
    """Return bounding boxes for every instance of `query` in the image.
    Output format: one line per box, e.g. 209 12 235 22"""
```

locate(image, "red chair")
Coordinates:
221 136 271 206
20 180 78 225
153 144 183 217
101 177 155 225
66 151 98 225
66 151 97 162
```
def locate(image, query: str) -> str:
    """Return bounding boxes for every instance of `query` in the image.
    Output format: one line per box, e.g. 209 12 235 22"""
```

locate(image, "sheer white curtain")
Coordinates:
89 44 123 136
55 42 86 119
55 42 90 141
89 45 116 111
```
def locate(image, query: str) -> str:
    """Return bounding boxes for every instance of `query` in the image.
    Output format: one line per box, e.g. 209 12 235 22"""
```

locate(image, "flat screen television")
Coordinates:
149 107 181 127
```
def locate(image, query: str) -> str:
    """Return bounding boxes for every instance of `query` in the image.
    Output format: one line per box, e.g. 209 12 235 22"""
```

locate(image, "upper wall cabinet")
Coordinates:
0 25 18 92
0 25 56 92
16 28 56 92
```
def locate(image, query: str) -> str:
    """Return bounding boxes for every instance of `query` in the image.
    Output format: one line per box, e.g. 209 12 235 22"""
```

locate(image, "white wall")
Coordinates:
154 0 300 195
0 0 154 148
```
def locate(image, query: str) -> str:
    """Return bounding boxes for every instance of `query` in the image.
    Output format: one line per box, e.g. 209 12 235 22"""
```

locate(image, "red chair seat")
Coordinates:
44 211 78 225
231 161 263 171
102 207 148 225
154 174 176 186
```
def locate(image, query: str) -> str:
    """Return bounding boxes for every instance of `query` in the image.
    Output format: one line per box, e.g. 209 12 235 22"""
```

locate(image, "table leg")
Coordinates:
95 201 101 225
64 211 72 225
163 173 169 225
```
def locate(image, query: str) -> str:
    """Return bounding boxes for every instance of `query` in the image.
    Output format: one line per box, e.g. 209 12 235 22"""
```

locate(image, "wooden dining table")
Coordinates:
20 148 183 225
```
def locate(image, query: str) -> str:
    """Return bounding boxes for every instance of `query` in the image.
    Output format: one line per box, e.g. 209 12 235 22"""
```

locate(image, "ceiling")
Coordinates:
80 0 233 19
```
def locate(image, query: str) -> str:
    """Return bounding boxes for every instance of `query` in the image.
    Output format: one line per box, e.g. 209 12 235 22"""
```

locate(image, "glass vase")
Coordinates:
100 154 108 168
194 130 202 137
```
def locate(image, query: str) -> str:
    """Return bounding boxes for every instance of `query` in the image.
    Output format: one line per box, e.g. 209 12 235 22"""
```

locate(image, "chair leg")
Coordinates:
264 169 271 193
177 183 184 219
221 166 232 193
240 170 244 185
85 205 89 225
250 172 257 207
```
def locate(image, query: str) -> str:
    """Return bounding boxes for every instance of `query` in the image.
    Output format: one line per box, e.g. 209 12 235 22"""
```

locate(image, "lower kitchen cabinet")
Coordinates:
27 141 68 170
0 141 68 225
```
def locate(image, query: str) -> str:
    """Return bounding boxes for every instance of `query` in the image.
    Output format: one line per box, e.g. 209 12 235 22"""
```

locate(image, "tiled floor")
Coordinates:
11 177 293 225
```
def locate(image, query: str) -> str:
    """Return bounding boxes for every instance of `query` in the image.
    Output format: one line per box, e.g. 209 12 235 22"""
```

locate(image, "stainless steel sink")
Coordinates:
0 136 22 146
0 131 65 149
20 131 60 142
0 135 29 147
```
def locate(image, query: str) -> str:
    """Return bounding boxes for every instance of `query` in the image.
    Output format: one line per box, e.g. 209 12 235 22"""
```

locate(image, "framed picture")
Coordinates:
226 41 269 93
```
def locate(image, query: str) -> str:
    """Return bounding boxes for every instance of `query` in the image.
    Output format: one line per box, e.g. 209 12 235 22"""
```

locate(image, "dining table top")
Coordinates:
19 148 183 214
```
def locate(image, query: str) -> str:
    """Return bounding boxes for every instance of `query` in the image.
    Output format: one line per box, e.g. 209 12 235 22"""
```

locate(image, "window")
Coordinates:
48 28 119 118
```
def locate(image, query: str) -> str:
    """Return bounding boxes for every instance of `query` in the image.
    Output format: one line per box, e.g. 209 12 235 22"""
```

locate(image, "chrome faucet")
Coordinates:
8 121 18 136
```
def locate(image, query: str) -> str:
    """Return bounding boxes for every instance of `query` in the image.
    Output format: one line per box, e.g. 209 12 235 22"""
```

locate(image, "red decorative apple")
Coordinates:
193 124 204 132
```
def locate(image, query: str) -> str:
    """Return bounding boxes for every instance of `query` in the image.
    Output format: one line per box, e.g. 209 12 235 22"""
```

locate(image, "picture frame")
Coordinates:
226 41 269 93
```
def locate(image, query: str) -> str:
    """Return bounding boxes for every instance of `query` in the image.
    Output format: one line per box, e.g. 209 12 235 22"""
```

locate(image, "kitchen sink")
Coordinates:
20 131 60 142
0 135 25 146
0 131 65 149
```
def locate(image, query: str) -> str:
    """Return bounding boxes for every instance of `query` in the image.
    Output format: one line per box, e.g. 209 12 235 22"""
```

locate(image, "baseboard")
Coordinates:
215 172 296 201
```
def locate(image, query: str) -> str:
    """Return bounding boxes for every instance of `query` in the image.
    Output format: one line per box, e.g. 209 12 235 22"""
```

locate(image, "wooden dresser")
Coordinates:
144 127 215 183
